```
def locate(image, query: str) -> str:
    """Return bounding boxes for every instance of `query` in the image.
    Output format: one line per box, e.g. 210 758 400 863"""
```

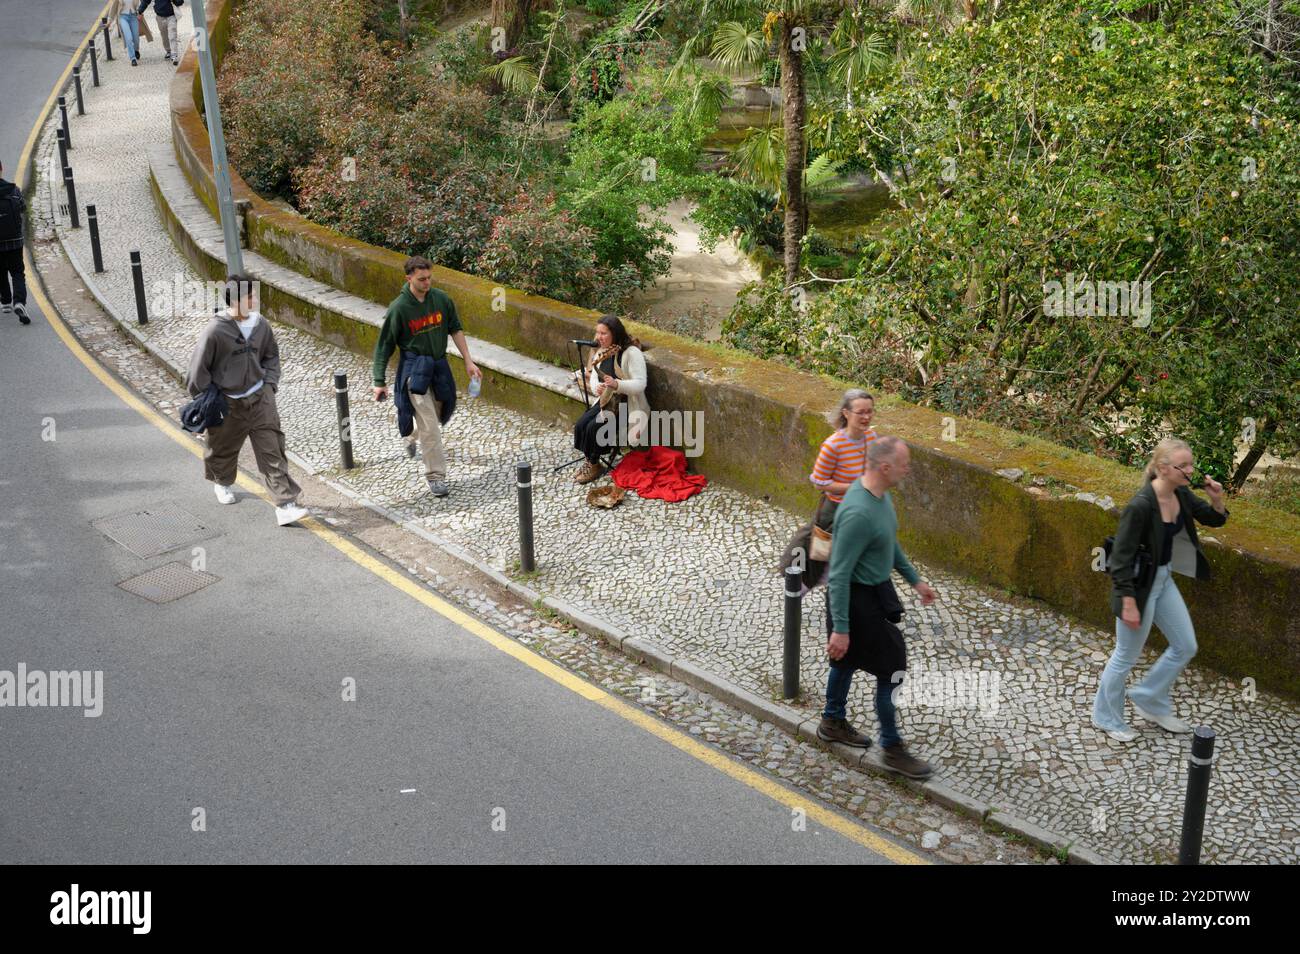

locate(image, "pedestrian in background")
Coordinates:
141 0 185 66
1092 438 1228 742
185 275 308 526
109 0 147 66
821 436 937 779
781 389 878 592
372 256 481 498
0 159 30 325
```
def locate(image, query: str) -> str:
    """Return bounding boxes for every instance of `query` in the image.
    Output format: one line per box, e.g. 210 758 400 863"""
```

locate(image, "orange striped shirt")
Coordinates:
811 428 878 502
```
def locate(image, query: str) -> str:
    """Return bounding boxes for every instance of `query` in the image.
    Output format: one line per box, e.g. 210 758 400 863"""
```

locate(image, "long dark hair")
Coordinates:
597 314 643 352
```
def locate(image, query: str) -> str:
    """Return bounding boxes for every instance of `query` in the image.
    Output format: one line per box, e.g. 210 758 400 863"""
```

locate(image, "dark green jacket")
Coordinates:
1109 479 1228 619
371 284 462 386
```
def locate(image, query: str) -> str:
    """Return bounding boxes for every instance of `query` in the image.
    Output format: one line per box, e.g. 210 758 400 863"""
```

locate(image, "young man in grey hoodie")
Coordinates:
186 275 307 526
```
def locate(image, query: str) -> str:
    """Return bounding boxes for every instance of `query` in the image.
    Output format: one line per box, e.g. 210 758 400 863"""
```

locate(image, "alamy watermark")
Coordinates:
50 885 150 934
148 277 261 319
891 668 1001 717
1043 272 1152 327
593 402 705 458
0 664 103 717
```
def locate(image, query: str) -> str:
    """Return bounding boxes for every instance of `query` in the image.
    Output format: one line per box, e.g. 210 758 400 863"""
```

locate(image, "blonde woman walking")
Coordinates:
1092 438 1228 742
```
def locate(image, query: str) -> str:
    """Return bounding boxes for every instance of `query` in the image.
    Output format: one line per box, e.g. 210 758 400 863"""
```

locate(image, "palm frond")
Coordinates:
688 73 732 126
828 30 890 90
481 56 539 95
710 21 768 74
732 124 785 195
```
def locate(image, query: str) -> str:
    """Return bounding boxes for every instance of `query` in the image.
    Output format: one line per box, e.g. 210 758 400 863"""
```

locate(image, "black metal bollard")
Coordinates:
1178 726 1215 864
102 18 113 61
89 43 100 87
58 96 71 150
333 371 355 469
73 67 85 116
87 205 104 273
516 461 535 573
62 165 79 229
130 251 148 324
782 565 803 699
56 129 69 176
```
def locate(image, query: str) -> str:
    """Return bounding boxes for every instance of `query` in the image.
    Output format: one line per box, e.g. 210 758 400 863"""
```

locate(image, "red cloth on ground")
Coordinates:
611 446 708 502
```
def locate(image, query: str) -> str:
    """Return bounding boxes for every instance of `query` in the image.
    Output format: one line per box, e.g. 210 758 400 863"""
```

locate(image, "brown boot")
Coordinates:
573 460 605 484
816 717 872 749
881 743 933 779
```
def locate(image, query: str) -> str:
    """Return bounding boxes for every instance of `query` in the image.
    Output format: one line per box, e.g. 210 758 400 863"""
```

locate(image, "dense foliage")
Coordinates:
725 0 1300 486
218 0 1300 494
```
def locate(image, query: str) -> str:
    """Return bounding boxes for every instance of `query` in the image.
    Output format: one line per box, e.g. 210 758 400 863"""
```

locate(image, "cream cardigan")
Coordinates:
577 345 651 447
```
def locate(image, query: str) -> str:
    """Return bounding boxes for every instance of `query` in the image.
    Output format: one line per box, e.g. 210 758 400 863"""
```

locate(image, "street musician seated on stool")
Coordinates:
571 314 649 484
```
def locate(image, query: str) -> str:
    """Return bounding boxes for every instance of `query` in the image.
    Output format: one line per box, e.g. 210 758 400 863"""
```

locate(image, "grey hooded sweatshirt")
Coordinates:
186 313 282 398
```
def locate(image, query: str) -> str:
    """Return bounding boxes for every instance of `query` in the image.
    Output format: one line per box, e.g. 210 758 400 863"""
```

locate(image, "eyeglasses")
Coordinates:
1172 462 1196 474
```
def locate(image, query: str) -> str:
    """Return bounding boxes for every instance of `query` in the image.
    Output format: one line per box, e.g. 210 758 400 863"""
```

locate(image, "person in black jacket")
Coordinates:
1092 438 1228 742
0 160 30 325
139 0 184 66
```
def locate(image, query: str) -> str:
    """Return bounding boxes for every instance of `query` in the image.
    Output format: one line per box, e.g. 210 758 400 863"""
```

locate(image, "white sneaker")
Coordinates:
1091 718 1139 743
275 502 309 526
1132 703 1193 734
213 483 236 505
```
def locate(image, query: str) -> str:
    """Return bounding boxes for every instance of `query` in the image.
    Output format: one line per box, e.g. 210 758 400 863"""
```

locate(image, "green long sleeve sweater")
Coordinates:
827 478 920 632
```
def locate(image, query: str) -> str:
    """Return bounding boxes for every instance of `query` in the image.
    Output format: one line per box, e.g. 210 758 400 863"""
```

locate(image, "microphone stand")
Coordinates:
554 340 598 474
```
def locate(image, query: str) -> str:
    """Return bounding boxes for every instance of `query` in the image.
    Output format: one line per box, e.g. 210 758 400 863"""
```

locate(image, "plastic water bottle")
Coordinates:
468 375 481 399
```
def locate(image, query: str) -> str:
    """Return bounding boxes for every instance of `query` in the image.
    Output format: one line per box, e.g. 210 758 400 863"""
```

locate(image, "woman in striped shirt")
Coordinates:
782 389 878 589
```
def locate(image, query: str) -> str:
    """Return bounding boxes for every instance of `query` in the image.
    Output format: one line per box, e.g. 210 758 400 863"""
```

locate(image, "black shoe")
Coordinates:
816 716 872 749
14 303 30 325
130 58 138 66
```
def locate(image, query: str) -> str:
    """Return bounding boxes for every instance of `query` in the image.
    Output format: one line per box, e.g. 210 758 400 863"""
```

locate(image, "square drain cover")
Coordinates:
118 563 219 604
92 502 220 558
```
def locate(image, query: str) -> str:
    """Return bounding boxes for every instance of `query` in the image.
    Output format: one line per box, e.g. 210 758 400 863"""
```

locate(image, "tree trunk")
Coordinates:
1229 417 1277 490
1264 0 1282 58
779 18 807 286
396 0 410 48
492 0 535 50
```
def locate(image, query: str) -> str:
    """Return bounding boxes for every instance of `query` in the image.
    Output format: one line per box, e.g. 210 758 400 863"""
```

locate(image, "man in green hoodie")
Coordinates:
372 256 480 497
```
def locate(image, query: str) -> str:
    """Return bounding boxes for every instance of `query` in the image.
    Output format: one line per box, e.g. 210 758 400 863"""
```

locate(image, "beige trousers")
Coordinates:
406 381 447 481
156 14 178 58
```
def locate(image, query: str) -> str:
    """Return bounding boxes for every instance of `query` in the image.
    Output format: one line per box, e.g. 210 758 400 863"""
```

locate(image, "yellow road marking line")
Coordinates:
16 22 927 865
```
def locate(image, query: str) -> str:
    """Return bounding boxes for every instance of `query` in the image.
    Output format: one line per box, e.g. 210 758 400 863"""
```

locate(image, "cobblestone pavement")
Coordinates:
33 20 1300 864
31 241 1048 867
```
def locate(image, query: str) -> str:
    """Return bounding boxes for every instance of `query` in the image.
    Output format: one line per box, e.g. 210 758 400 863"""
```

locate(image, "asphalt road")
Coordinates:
0 1 904 863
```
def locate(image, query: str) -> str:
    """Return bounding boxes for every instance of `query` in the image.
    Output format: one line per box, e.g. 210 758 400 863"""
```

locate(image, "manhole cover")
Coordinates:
117 563 219 604
92 502 220 558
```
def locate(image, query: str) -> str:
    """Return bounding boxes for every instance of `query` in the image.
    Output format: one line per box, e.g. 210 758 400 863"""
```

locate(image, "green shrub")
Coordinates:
474 189 643 311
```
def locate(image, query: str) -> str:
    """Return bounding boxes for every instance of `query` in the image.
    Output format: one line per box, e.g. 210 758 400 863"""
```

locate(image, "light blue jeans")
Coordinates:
1092 564 1198 731
119 12 140 62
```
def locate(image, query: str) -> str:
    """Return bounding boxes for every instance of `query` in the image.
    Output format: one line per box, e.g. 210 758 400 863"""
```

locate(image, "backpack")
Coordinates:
0 188 23 244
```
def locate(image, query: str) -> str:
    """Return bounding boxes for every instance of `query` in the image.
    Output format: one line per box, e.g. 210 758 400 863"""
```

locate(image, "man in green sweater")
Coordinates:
372 256 480 497
819 436 937 779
